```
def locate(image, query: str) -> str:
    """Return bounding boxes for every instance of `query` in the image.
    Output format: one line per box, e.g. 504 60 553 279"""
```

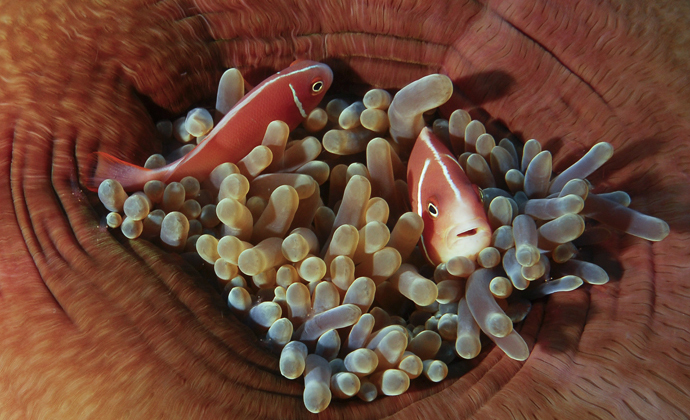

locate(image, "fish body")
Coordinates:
407 127 491 264
85 60 333 191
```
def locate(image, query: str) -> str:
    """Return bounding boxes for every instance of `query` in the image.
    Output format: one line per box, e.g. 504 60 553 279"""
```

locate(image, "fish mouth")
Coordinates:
456 228 479 238
445 219 492 261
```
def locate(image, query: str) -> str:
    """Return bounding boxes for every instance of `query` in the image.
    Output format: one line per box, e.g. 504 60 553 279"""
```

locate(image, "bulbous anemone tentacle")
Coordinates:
0 0 689 419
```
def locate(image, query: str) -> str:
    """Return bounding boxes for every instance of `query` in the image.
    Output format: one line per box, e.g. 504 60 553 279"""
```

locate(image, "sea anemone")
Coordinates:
96 68 669 413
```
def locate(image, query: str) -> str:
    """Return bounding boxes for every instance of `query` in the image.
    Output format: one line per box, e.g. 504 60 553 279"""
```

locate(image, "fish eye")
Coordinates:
427 202 439 218
311 80 323 93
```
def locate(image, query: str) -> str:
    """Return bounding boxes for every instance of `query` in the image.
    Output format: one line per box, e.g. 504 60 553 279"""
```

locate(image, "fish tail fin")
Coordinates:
84 152 163 192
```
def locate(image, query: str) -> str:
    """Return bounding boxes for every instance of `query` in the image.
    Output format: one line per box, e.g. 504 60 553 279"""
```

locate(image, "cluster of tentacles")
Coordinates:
3 0 689 418
96 70 668 413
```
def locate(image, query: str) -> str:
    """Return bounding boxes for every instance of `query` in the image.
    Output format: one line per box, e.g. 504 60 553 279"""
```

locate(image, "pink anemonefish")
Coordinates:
407 127 492 264
85 60 333 192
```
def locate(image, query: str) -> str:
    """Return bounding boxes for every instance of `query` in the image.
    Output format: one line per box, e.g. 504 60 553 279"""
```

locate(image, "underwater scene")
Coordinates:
1 0 688 419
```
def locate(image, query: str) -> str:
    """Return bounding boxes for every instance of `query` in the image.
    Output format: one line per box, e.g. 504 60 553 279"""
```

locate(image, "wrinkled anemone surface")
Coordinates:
2 0 690 419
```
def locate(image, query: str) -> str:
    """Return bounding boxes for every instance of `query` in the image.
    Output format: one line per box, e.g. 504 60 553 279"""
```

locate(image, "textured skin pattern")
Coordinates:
0 0 689 419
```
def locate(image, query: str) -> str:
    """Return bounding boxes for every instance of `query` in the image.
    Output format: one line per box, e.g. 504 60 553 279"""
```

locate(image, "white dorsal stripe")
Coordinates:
181 64 321 162
289 83 308 118
421 134 463 203
211 64 319 133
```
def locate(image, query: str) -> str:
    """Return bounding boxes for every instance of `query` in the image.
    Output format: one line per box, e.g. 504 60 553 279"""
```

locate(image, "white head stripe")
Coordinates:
289 83 308 118
417 162 433 262
418 159 431 215
419 232 432 262
444 153 464 171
